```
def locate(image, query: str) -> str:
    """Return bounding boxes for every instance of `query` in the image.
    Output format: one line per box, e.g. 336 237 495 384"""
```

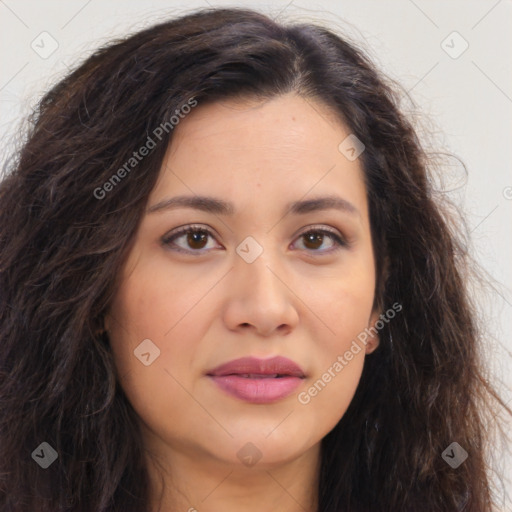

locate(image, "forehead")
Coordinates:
149 93 368 220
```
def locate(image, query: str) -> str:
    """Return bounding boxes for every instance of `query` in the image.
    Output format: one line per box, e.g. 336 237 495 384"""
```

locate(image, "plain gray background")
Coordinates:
1 0 511 507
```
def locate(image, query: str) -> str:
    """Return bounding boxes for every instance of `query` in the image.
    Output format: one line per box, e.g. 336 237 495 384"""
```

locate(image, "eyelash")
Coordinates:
161 224 348 255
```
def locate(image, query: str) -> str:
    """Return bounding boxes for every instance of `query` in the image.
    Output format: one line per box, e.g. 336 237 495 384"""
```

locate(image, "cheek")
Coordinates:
108 258 204 357
304 260 376 352
296 301 369 433
299 351 364 431
295 264 375 419
107 301 199 447
107 264 211 421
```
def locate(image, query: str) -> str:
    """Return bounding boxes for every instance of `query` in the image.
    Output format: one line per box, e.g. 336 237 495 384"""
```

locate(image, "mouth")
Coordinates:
229 373 291 378
206 356 306 404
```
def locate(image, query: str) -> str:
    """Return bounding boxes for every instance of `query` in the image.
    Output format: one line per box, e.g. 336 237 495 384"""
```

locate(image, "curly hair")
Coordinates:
0 7 510 512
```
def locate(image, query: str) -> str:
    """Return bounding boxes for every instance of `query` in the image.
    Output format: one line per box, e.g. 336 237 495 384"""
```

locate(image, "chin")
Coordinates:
221 432 316 469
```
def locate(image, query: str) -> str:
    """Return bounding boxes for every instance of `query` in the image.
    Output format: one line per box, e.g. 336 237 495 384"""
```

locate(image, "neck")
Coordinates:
144 436 321 512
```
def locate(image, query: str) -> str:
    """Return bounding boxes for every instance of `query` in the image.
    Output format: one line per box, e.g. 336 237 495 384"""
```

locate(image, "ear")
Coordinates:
104 313 111 333
365 309 382 354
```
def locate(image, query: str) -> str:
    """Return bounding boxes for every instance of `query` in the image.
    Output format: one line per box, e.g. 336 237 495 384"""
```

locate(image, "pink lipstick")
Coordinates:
207 356 306 404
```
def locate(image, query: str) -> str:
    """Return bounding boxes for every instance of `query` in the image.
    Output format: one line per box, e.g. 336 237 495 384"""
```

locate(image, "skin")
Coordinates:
105 92 381 512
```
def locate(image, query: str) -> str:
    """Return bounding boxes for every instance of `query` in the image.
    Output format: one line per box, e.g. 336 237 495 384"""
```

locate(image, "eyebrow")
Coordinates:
146 194 360 217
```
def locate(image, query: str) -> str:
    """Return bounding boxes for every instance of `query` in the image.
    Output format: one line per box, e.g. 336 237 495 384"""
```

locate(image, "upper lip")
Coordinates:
207 356 306 378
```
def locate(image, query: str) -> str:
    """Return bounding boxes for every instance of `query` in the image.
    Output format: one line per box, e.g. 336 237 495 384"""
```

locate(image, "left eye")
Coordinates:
162 225 347 254
294 228 347 252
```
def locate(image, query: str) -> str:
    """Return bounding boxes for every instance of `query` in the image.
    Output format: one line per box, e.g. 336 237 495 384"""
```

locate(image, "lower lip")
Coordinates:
208 375 303 403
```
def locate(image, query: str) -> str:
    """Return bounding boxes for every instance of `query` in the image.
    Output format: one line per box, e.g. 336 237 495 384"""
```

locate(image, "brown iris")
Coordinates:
302 232 324 250
187 230 209 250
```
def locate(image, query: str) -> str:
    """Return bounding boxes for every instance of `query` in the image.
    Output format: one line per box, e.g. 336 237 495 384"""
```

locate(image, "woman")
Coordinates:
0 7 510 512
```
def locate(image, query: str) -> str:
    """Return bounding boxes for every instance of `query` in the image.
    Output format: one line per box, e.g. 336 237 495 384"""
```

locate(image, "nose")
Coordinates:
222 248 300 337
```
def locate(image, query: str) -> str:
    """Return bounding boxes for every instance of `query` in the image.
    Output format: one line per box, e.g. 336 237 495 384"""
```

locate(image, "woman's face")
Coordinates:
106 93 380 471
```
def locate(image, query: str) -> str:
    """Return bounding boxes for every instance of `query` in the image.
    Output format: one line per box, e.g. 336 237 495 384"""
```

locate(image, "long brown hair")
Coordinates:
1 7 510 512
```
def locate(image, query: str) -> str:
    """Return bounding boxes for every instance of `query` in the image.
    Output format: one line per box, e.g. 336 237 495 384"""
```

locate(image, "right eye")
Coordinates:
162 224 222 254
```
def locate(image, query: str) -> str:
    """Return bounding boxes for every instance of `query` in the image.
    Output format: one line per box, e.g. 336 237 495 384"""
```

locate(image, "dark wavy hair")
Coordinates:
0 7 510 512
